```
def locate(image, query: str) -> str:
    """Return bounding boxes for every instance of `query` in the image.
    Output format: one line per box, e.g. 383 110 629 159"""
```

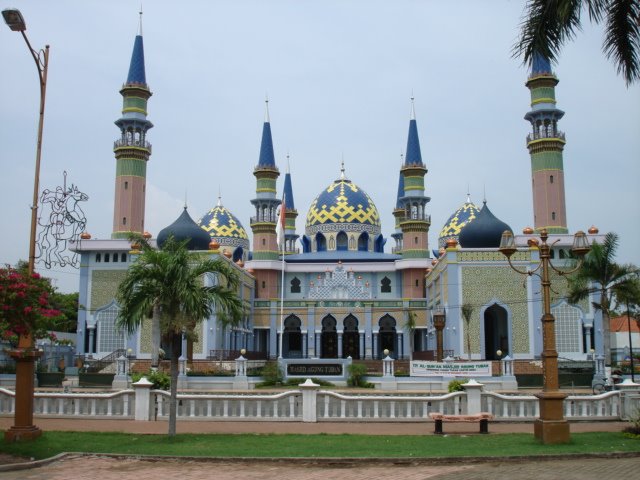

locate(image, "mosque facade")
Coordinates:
71 29 604 364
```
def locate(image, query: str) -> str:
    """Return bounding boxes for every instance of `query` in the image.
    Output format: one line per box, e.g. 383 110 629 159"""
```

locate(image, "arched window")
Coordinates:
316 233 327 252
358 232 369 251
336 232 348 251
290 277 301 293
380 276 391 293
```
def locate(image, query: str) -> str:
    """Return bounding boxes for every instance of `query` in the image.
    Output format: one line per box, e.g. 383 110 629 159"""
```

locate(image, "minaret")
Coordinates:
398 98 431 259
282 155 299 254
391 154 405 254
249 100 281 298
524 53 568 234
112 17 153 239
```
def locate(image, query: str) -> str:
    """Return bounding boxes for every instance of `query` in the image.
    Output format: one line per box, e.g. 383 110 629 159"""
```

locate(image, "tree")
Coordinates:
461 303 474 361
568 232 639 365
514 0 640 85
115 237 244 437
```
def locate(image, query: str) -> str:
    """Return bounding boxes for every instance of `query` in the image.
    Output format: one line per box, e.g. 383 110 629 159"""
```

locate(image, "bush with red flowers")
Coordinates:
0 266 64 345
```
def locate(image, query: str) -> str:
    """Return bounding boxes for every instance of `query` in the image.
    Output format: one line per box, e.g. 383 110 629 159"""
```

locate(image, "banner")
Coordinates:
410 361 492 377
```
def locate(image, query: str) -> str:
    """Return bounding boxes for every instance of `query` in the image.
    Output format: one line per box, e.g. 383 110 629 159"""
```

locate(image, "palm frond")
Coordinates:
603 0 640 85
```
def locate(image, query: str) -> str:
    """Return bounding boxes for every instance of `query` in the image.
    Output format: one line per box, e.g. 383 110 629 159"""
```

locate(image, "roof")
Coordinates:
126 35 147 85
197 199 249 246
458 201 512 249
531 51 552 76
438 197 480 248
283 172 295 210
257 121 276 167
611 316 640 333
157 207 211 251
404 118 423 166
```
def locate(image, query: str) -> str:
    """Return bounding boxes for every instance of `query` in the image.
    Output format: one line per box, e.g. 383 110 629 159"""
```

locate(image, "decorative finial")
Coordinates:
410 92 416 120
400 152 404 166
466 184 471 203
286 151 290 174
264 94 270 123
184 189 188 209
217 187 222 207
138 5 143 36
483 184 487 205
340 156 345 179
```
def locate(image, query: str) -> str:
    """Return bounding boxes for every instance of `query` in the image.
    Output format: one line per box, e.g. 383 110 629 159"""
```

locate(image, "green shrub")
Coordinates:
255 361 284 387
347 363 373 388
283 377 334 387
131 370 170 390
447 378 468 392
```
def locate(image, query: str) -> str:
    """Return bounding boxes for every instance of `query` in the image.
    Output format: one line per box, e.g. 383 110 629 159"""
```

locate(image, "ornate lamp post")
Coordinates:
433 307 446 362
2 8 49 442
499 229 590 444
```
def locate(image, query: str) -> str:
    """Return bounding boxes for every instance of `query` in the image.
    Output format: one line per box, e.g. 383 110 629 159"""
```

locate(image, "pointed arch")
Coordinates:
316 232 327 252
336 231 348 251
283 314 302 358
358 232 369 251
481 301 511 360
321 314 338 358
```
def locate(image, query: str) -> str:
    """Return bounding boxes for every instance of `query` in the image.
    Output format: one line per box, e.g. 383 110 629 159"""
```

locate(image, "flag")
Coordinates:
277 193 286 250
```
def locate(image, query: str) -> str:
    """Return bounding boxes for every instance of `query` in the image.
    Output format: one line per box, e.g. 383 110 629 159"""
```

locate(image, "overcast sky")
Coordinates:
1 1 638 293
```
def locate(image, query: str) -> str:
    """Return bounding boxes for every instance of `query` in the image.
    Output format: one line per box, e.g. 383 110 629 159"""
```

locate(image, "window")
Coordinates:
552 211 556 220
124 181 128 190
262 238 266 246
96 253 101 262
261 281 266 289
123 217 127 226
290 277 301 293
381 277 391 293
104 253 110 263
414 236 418 244
121 253 127 262
550 175 554 184
415 279 419 286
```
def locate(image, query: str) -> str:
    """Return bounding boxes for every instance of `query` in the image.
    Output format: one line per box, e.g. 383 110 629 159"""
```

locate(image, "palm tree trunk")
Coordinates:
603 310 612 366
466 329 471 361
151 304 161 369
168 333 181 437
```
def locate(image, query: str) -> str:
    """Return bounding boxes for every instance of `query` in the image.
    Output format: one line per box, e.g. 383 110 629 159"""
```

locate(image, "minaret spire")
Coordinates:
525 52 568 234
282 154 298 255
138 6 143 35
112 21 153 239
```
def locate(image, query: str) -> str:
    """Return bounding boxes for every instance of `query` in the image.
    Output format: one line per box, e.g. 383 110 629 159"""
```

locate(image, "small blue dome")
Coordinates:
438 197 480 248
157 207 211 251
197 198 249 251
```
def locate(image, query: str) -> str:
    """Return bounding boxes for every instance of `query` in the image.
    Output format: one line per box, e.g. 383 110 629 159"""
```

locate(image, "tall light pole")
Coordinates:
2 8 49 442
499 229 590 444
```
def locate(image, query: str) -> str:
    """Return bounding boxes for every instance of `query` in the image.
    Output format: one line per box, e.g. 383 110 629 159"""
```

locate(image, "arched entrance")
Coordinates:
283 315 302 358
484 304 509 359
343 314 360 359
378 314 397 359
321 315 338 358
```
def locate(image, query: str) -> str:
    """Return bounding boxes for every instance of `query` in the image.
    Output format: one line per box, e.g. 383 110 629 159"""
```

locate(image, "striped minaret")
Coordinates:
525 53 568 234
111 22 153 239
282 155 299 254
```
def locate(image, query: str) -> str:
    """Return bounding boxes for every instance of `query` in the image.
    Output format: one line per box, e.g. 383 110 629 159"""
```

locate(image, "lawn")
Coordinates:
0 431 638 460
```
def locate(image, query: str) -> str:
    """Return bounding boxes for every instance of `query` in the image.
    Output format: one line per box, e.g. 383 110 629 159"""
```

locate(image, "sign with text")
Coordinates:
287 363 343 376
410 361 491 377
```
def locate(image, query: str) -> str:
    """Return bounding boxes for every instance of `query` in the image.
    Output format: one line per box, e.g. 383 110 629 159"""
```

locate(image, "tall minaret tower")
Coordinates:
398 98 431 259
112 17 153 239
397 98 431 298
282 155 299 254
524 53 568 234
391 154 405 254
250 100 281 298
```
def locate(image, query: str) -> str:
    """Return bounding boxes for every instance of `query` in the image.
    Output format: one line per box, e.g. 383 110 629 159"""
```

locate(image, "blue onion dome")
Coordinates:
458 201 512 249
438 196 480 248
197 196 249 250
305 166 381 240
157 207 211 251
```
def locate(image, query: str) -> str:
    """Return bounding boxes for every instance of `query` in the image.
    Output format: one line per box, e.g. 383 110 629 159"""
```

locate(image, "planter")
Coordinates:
36 372 64 387
78 373 115 387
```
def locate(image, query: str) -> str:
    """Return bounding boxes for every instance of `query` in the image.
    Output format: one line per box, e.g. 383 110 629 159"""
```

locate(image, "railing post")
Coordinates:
233 352 249 391
299 378 319 422
593 355 606 386
177 355 188 390
133 377 153 421
380 353 397 391
616 379 640 420
462 379 484 415
502 355 513 376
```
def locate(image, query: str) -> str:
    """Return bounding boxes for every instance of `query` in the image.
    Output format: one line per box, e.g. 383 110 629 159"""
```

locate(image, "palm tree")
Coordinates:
116 236 244 437
514 0 640 85
461 303 474 361
405 311 417 362
568 232 638 365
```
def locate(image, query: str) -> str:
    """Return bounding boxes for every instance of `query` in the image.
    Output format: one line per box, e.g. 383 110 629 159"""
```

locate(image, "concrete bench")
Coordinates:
429 412 494 434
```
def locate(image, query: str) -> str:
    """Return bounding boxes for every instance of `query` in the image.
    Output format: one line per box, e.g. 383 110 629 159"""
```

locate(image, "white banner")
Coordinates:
410 361 492 377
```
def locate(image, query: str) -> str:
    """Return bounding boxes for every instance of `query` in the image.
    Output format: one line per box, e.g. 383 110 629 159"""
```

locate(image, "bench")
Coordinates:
429 412 494 434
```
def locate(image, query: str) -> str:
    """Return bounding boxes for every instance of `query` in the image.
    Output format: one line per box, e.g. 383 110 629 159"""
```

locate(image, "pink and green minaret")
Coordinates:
525 54 568 234
111 28 153 239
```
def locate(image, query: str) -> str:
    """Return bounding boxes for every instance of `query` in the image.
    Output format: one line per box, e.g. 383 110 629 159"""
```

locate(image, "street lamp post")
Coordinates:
2 8 49 442
499 228 590 444
433 307 446 362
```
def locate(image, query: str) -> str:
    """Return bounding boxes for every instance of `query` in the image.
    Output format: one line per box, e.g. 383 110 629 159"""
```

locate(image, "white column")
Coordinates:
299 378 320 422
462 379 484 415
133 377 153 421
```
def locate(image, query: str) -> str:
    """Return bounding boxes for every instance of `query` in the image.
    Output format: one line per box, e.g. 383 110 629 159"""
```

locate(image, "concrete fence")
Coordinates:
1 378 638 423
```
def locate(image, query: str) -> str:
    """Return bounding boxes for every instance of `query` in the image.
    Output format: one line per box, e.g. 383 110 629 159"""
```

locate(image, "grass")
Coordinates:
0 431 638 460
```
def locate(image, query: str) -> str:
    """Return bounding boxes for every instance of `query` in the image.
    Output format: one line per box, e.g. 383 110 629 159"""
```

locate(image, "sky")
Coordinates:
1 1 638 293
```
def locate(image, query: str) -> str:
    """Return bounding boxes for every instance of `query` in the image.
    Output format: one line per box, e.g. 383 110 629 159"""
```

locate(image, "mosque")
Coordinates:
72 28 604 365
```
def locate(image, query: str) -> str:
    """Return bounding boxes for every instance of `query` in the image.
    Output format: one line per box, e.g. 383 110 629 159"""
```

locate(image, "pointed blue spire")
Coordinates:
395 169 405 208
126 35 147 85
258 121 276 167
531 51 552 76
404 99 423 166
283 172 295 210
